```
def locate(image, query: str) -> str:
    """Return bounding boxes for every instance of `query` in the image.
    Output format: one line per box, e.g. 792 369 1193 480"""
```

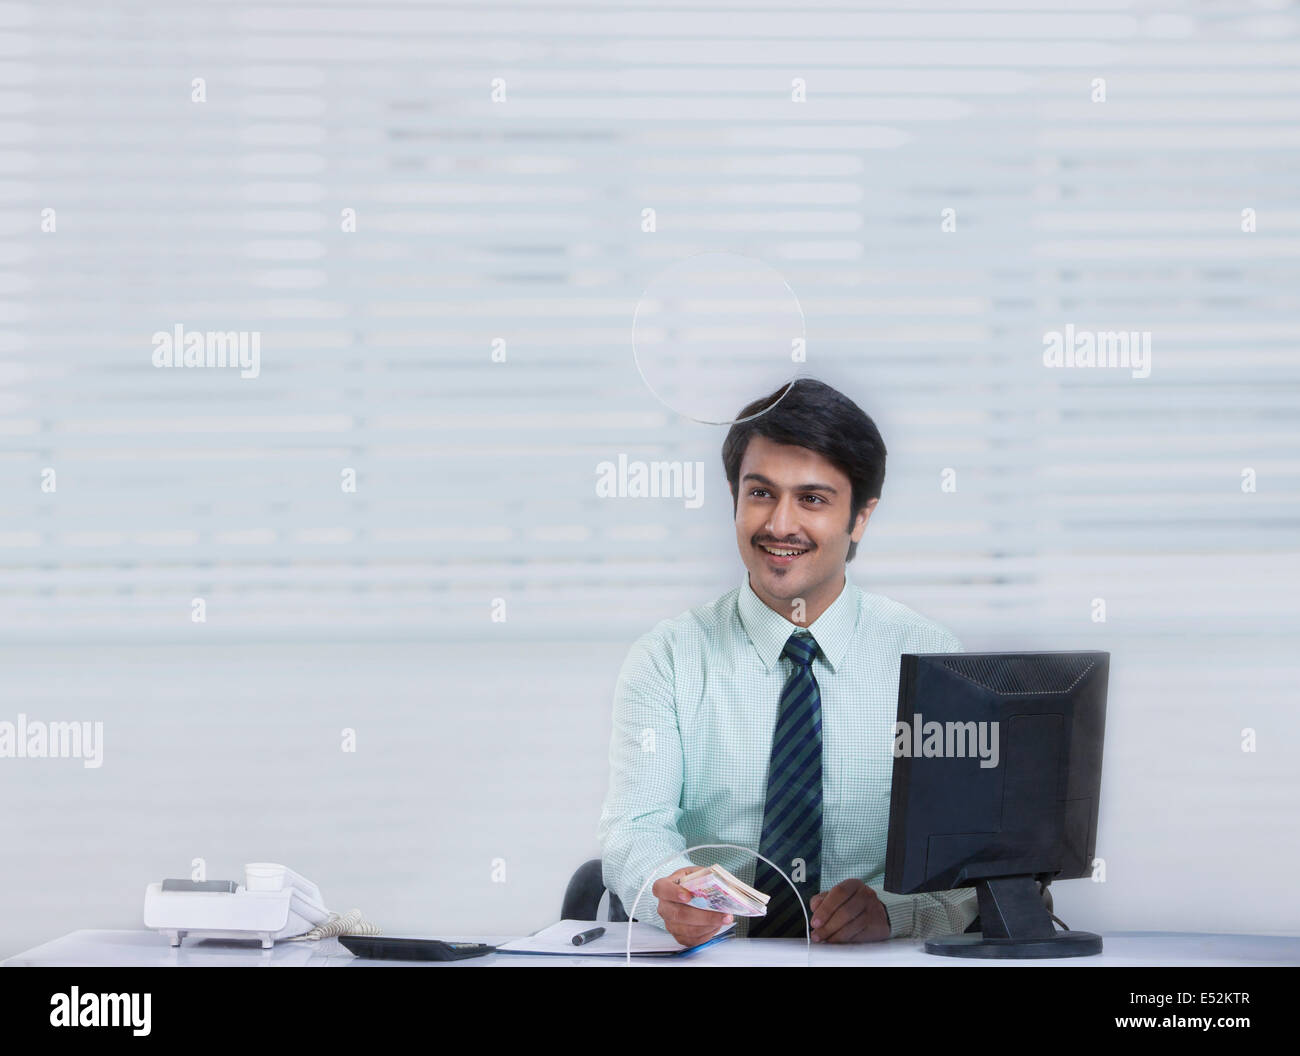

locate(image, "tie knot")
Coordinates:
782 631 818 669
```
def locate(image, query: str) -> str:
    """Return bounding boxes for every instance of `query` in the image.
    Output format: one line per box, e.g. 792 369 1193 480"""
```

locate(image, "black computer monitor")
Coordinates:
885 650 1109 958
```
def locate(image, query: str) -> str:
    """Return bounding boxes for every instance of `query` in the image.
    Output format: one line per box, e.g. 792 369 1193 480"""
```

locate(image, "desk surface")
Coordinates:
5 929 1298 967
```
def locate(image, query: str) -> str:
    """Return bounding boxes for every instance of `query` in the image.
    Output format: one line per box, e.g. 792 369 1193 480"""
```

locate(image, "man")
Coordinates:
597 377 978 944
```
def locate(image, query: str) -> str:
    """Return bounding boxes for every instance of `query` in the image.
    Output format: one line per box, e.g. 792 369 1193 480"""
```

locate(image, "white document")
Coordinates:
496 919 735 957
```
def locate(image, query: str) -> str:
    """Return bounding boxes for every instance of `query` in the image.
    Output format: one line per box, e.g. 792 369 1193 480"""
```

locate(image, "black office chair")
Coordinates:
562 859 629 922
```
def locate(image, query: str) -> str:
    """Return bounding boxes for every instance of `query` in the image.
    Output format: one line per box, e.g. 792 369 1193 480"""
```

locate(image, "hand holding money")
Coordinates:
653 866 737 948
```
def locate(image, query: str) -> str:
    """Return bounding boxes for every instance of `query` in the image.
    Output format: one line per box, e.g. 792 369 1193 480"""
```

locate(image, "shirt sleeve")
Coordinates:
874 620 979 939
597 625 696 932
875 884 980 939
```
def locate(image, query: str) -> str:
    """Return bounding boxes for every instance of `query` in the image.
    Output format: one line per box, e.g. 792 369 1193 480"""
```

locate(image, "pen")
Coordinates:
572 927 606 946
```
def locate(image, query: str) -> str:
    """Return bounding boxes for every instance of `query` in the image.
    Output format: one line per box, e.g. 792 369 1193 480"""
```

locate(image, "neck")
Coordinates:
751 569 845 627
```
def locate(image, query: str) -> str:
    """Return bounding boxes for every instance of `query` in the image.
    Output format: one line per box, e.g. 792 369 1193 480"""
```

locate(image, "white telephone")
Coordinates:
142 862 379 949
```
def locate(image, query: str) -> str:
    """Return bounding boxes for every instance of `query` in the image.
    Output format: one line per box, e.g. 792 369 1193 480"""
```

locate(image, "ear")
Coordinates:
849 498 878 542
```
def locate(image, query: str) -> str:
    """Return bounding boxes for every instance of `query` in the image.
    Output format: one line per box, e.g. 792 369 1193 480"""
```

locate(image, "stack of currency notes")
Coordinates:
677 864 771 917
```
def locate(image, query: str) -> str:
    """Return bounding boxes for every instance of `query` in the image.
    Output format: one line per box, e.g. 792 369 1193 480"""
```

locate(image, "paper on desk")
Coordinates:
495 919 736 957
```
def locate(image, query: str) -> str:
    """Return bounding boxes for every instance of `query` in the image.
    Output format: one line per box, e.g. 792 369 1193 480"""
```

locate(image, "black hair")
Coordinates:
721 378 886 563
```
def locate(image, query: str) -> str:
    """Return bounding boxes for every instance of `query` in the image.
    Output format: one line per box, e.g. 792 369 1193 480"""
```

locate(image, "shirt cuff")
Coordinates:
619 852 699 925
871 887 915 939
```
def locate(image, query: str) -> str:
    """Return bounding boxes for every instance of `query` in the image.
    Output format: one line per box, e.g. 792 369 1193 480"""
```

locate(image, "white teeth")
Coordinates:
762 545 805 556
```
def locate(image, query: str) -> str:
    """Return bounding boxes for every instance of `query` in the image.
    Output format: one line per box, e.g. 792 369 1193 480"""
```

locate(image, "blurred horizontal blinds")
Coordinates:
0 1 1297 640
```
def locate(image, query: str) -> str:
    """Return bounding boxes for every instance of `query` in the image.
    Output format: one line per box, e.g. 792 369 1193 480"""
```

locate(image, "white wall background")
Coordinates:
1 0 1298 957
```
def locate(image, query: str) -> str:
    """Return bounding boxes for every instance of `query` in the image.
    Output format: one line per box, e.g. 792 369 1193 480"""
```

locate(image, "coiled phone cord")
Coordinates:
289 908 382 941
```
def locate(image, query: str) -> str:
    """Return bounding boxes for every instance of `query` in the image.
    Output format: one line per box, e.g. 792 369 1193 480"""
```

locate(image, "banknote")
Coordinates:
678 864 771 917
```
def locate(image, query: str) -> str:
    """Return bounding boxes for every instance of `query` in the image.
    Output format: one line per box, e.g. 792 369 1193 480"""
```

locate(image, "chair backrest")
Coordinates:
562 858 629 922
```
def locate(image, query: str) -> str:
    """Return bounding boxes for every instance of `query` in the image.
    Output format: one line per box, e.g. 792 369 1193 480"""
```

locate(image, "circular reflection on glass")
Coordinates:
632 252 806 425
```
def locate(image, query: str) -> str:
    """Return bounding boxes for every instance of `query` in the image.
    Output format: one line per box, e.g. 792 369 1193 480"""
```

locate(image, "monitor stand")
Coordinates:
924 876 1102 959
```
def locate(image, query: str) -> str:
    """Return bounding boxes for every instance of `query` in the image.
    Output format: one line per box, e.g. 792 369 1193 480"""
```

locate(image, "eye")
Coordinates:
802 494 825 504
749 488 770 498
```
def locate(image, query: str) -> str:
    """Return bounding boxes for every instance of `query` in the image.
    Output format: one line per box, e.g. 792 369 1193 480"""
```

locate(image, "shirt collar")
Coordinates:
737 569 859 674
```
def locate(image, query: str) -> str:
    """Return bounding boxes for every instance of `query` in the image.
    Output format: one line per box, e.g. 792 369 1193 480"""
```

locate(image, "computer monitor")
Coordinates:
885 650 1109 958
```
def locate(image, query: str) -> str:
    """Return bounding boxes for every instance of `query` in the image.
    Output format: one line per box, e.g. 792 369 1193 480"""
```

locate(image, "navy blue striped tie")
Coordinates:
749 630 822 938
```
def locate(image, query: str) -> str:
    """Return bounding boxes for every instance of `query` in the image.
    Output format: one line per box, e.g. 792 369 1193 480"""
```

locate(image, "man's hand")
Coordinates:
808 878 890 943
652 866 734 948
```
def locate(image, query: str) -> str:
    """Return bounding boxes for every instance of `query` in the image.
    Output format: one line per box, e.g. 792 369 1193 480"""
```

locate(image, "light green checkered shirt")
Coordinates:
598 569 979 940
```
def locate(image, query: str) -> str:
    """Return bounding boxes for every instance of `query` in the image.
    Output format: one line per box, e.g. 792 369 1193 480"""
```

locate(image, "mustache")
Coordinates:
754 538 814 549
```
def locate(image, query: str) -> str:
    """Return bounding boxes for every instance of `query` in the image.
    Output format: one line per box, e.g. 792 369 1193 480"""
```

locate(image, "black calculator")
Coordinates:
338 936 496 962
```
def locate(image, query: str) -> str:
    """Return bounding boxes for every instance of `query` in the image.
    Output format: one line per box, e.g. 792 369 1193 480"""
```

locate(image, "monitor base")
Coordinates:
925 930 1103 959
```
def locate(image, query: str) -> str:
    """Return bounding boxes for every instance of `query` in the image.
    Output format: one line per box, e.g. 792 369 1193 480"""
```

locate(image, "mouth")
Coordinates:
757 542 811 566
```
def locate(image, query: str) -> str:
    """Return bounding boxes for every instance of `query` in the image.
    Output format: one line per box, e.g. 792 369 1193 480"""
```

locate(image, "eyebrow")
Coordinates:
742 472 839 495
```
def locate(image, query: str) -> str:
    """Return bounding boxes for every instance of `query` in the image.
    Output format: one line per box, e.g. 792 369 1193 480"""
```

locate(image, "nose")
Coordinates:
766 494 802 540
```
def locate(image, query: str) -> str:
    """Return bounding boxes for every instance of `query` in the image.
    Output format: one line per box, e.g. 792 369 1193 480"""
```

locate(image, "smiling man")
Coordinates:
597 378 978 945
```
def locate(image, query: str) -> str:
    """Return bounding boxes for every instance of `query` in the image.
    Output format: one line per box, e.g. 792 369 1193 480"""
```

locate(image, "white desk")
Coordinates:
5 929 1297 967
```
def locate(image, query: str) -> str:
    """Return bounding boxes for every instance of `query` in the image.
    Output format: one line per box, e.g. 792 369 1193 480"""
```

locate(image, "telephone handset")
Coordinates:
142 862 379 949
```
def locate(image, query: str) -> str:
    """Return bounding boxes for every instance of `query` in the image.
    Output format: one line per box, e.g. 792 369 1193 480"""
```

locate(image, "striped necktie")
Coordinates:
749 630 822 938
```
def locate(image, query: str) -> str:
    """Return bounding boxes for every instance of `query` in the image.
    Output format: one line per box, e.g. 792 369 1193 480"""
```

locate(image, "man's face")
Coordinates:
732 434 875 621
